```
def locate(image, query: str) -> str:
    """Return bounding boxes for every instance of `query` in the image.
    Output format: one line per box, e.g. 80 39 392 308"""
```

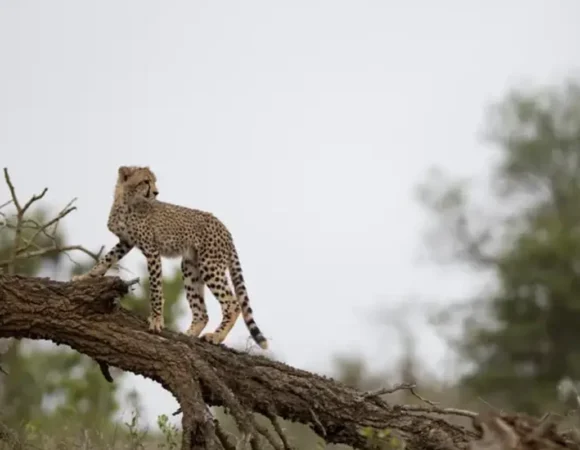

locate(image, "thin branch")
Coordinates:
266 413 293 450
124 277 140 287
196 360 262 449
20 187 48 215
0 245 101 267
7 217 65 242
362 382 440 407
61 244 104 269
97 359 113 383
254 421 283 450
409 386 439 407
395 404 478 419
236 433 252 450
50 197 77 237
3 168 22 214
214 420 236 450
363 382 477 419
16 205 76 256
308 408 326 438
0 199 13 210
4 168 24 275
362 382 417 398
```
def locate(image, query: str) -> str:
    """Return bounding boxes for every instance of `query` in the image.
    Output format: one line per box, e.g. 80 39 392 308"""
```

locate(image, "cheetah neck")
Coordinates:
107 184 132 234
109 186 129 217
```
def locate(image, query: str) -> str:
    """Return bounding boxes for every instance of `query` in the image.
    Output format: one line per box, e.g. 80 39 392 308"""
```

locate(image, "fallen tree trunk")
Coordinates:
1 275 576 450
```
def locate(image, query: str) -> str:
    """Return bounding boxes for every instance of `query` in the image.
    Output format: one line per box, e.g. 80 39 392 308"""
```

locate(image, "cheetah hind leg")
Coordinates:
200 270 241 345
181 256 209 337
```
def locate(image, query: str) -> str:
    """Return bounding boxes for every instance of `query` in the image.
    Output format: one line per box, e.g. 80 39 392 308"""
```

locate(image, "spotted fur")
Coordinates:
72 166 268 349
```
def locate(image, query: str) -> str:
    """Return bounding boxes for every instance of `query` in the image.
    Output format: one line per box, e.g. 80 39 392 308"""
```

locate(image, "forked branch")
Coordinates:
1 167 102 274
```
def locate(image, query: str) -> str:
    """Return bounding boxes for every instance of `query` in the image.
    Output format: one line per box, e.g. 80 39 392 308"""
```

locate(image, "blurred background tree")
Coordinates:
418 80 580 415
204 76 580 444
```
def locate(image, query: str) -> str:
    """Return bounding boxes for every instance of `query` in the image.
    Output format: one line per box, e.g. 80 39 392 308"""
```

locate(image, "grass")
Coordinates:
0 411 181 450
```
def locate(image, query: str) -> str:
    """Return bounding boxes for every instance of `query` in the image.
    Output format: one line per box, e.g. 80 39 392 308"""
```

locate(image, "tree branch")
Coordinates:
0 274 479 450
1 275 578 450
0 244 102 267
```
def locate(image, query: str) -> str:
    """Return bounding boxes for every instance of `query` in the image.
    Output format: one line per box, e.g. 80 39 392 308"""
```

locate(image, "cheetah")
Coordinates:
72 166 268 349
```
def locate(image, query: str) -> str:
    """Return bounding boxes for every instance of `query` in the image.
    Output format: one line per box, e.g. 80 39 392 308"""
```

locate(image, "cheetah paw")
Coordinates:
200 332 222 345
186 322 206 337
148 315 164 333
72 273 91 282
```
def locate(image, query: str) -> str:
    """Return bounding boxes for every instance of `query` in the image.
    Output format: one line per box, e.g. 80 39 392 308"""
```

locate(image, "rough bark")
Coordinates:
1 275 577 450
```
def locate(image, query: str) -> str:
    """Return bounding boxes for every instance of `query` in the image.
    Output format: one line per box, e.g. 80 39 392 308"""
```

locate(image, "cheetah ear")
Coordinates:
118 166 132 182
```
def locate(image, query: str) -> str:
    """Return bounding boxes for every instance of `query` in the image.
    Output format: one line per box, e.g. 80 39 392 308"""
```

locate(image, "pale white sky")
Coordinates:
1 0 579 427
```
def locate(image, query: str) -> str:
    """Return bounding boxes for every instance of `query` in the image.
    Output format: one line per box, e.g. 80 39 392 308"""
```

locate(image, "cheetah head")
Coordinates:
117 166 159 202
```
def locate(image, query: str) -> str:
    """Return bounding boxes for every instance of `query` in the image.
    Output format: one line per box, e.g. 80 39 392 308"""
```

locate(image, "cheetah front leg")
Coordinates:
72 240 133 281
143 249 165 333
181 256 209 337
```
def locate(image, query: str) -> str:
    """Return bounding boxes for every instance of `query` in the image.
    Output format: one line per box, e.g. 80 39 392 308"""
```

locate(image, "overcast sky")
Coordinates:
1 0 579 427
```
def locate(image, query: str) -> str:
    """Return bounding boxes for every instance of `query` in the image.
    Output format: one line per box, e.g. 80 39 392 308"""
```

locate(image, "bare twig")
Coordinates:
266 413 293 450
4 168 25 274
363 382 417 398
308 408 326 437
3 168 22 213
409 385 440 407
363 382 477 419
7 216 66 243
254 421 283 450
362 382 440 407
61 244 104 269
214 419 237 450
125 277 141 287
21 187 48 214
2 168 98 274
16 205 76 255
97 359 113 383
0 245 101 267
396 404 478 419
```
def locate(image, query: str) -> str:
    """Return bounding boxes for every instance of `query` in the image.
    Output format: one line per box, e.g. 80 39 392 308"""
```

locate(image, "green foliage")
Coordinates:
358 427 403 450
125 410 147 450
0 206 118 435
419 79 580 414
0 409 194 449
156 414 180 450
121 267 186 332
1 341 118 431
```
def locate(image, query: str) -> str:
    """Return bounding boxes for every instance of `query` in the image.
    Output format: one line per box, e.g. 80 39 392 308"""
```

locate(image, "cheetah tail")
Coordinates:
229 247 268 350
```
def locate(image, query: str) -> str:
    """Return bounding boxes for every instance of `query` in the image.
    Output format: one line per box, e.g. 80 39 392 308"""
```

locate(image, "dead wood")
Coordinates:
1 274 579 450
